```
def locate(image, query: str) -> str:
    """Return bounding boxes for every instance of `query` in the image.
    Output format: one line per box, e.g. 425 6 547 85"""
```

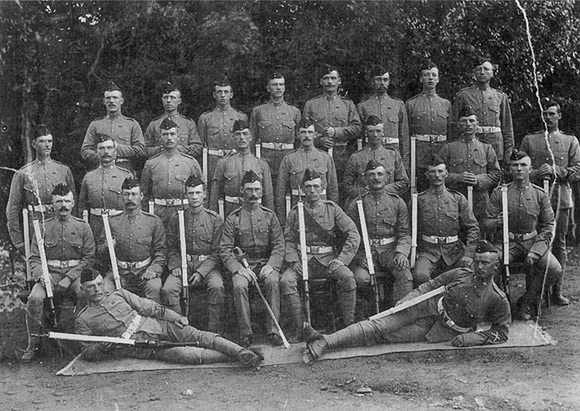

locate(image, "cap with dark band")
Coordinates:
33 124 51 140
297 118 315 130
122 177 140 190
52 183 71 197
428 155 446 167
510 150 529 162
241 170 261 186
104 81 121 92
81 267 102 284
364 115 383 127
365 159 383 172
162 81 179 94
160 117 178 130
95 133 113 144
214 75 231 88
302 169 321 184
370 64 388 78
458 106 477 118
232 119 250 133
185 174 205 189
474 240 498 254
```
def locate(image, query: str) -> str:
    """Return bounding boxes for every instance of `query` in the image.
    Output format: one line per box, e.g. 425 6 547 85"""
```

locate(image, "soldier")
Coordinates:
519 100 580 306
198 77 248 184
358 65 409 164
81 82 145 173
451 57 514 167
275 119 339 225
22 183 95 361
437 106 501 229
406 61 451 192
347 160 412 308
219 170 285 347
78 133 132 242
281 169 361 340
141 117 203 227
484 151 563 320
343 115 409 208
164 175 225 332
414 158 480 286
210 120 273 217
304 241 511 362
249 70 301 185
6 125 76 254
143 81 203 161
98 177 166 303
76 268 262 367
303 65 362 195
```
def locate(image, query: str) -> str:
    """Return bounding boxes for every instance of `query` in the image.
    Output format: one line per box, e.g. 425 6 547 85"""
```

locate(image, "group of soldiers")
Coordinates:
6 57 578 364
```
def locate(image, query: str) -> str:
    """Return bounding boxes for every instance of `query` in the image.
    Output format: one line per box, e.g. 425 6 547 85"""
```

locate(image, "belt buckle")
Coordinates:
127 262 137 270
167 199 176 206
436 236 446 244
429 135 437 143
61 260 70 268
514 233 524 241
223 149 233 156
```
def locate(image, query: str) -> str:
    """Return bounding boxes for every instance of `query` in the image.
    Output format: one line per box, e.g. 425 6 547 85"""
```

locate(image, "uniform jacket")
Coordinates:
249 100 301 145
79 164 132 212
144 113 202 158
198 106 248 150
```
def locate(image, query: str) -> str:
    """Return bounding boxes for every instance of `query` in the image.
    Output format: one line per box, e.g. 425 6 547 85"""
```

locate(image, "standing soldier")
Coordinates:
484 151 562 320
406 61 451 192
98 177 166 303
343 115 408 208
414 158 480 287
220 171 285 347
437 107 501 230
22 183 95 362
164 175 225 332
78 133 132 242
198 77 248 184
210 120 273 217
276 119 339 225
143 81 203 162
358 65 409 164
451 57 514 167
519 100 580 306
141 117 203 227
303 65 362 196
81 82 145 173
250 70 301 186
7 125 76 254
281 169 360 340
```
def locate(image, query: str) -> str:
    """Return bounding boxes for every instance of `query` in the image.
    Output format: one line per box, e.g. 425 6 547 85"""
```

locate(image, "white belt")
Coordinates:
187 254 209 262
47 259 80 268
154 198 189 206
225 195 261 204
291 189 326 196
121 314 142 339
90 208 123 216
413 134 447 143
365 137 400 144
421 235 459 245
261 142 294 150
509 231 537 241
298 245 334 254
116 157 131 163
30 205 53 213
370 237 397 246
476 126 501 134
117 257 152 270
207 148 235 157
437 297 472 333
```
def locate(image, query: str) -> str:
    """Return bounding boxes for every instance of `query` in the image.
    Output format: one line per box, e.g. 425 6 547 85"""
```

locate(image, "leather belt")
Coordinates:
225 195 261 204
208 148 235 157
333 142 348 147
370 237 397 246
47 259 80 268
116 158 131 163
117 257 152 270
291 189 327 196
365 137 400 145
509 231 537 241
298 245 334 254
90 208 123 217
476 126 501 134
30 205 53 213
261 142 294 150
421 235 459 244
154 198 188 206
413 134 447 143
244 250 269 260
121 314 142 339
438 297 472 333
186 254 209 262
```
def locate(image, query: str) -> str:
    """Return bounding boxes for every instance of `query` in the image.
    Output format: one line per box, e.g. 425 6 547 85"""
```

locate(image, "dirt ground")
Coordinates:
1 250 579 411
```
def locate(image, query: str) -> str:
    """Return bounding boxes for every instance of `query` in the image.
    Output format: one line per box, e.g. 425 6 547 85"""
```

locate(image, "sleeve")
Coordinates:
198 114 209 146
262 161 275 212
81 123 100 166
121 289 182 322
219 214 243 274
209 159 225 212
115 120 145 159
249 107 259 141
395 198 412 256
275 156 291 226
326 156 339 203
475 145 501 191
500 94 514 163
437 144 461 188
166 213 180 272
455 295 510 347
530 190 555 256
6 172 25 247
140 161 153 206
283 209 300 263
65 167 77 215
144 121 162 158
483 188 502 237
78 177 90 213
196 215 223 278
450 92 464 141
334 100 362 143
28 227 44 281
559 137 580 181
398 102 410 168
66 222 96 281
148 218 167 275
185 120 203 158
342 156 360 201
266 214 285 271
335 206 361 265
386 150 410 196
398 268 460 304
458 194 480 258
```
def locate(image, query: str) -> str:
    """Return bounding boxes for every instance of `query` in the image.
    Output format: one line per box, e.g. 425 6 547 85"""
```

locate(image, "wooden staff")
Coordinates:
202 146 208 182
410 135 418 268
23 207 32 287
148 200 155 214
356 196 380 314
501 185 511 301
102 211 121 290
178 209 189 318
467 185 473 210
285 194 291 217
297 200 311 326
32 217 57 328
369 286 445 321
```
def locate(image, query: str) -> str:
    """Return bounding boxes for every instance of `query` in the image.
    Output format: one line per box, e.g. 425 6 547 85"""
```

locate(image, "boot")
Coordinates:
211 336 262 366
285 293 304 343
337 288 356 328
207 303 224 333
155 347 233 365
306 322 369 362
551 279 570 306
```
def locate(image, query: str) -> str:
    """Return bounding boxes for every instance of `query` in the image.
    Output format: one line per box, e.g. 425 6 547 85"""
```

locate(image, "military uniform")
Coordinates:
198 107 248 183
220 205 285 340
451 86 514 164
81 114 145 172
342 145 409 207
6 159 75 249
164 207 225 332
415 187 480 285
484 183 562 312
144 113 203 160
346 190 412 305
98 210 166 303
249 100 301 185
437 137 501 224
275 147 338 225
281 200 360 330
78 164 132 241
141 151 203 227
358 95 409 163
405 92 451 191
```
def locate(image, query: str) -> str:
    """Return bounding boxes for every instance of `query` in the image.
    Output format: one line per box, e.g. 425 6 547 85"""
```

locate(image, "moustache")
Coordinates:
126 201 137 206
249 196 259 201
59 206 70 212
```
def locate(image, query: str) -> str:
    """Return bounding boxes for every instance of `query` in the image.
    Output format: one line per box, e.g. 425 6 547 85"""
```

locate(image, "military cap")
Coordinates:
80 267 101 284
241 170 261 186
458 106 477 118
160 117 178 130
95 133 113 144
162 80 179 94
267 66 285 81
52 183 71 197
297 118 316 130
185 174 205 189
318 63 340 78
104 81 121 93
474 240 498 254
232 119 250 133
302 169 321 184
121 176 141 190
473 55 493 68
365 159 384 172
427 155 446 167
364 115 383 127
33 124 51 140
510 150 530 162
213 75 231 88
369 64 389 78
418 59 438 72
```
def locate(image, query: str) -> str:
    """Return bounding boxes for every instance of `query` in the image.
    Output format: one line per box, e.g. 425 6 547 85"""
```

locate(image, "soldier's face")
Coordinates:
426 164 448 187
234 128 252 150
365 124 384 147
162 90 181 112
542 106 561 128
267 78 285 99
103 91 124 114
122 187 143 210
366 167 387 191
52 192 74 218
186 185 206 208
32 134 53 157
473 252 499 282
372 73 390 92
303 178 323 203
97 140 116 164
458 115 478 136
298 125 315 148
213 86 233 106
473 61 494 83
509 157 531 181
161 127 179 150
320 70 341 93
420 68 439 90
82 275 105 303
241 181 262 204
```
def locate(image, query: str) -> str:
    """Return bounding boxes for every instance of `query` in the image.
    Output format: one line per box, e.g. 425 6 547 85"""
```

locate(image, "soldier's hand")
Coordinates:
172 268 182 278
259 265 273 281
525 252 540 265
324 126 336 138
237 268 257 284
174 316 189 329
56 276 72 292
319 136 335 150
329 259 345 273
451 335 465 347
393 252 410 270
538 164 553 178
292 262 303 276
189 272 203 288
461 172 477 186
458 256 473 268
141 269 158 280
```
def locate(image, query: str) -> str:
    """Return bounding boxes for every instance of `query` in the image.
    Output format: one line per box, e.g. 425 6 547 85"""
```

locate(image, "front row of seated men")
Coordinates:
22 149 561 363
